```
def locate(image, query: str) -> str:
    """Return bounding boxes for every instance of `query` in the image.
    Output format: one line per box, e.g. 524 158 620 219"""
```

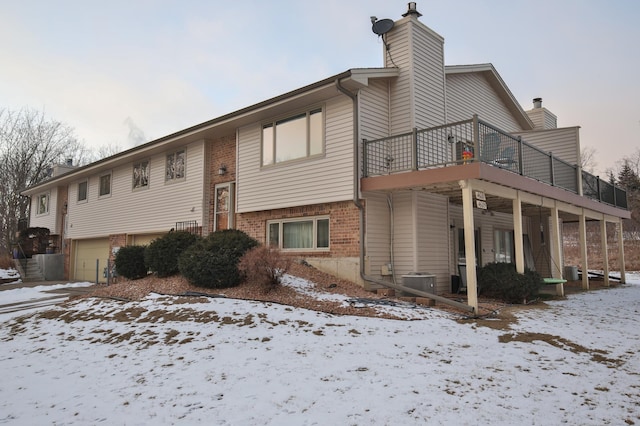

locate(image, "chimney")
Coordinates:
402 2 422 18
533 97 543 109
66 158 73 166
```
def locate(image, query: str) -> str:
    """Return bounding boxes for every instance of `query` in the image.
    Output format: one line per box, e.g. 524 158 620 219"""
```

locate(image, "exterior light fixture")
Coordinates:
218 164 227 176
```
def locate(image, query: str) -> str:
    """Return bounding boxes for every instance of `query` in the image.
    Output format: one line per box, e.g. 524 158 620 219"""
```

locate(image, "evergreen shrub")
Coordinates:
144 231 199 277
178 229 258 289
114 245 147 280
477 262 543 304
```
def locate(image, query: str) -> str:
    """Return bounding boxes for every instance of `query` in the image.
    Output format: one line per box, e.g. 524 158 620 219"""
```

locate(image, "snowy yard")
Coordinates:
1 273 639 425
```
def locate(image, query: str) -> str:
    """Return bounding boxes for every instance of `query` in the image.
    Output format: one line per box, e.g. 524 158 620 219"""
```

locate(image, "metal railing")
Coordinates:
362 115 628 209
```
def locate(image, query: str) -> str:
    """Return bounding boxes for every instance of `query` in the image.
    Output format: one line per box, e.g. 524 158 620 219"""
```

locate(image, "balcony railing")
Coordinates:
362 116 628 210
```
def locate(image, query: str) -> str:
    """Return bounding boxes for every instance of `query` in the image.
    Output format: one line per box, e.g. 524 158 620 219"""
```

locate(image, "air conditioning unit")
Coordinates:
402 272 436 296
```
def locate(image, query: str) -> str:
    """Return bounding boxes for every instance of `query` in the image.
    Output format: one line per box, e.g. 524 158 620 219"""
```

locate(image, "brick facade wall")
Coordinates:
109 234 127 263
236 200 362 258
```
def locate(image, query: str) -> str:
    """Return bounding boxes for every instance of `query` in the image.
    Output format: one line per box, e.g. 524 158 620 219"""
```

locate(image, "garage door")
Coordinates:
128 233 165 247
74 238 110 283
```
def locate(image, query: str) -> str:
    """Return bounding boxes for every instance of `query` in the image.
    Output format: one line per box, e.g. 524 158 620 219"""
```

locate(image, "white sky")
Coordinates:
1 273 639 423
2 0 638 176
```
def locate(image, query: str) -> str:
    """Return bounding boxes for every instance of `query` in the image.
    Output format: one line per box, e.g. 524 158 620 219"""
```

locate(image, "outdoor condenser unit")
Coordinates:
402 272 436 295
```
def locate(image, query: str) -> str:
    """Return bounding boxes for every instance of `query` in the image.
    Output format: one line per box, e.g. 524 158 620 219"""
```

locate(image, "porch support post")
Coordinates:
460 180 479 313
512 193 524 274
600 217 610 287
578 211 589 290
549 206 563 279
617 219 626 284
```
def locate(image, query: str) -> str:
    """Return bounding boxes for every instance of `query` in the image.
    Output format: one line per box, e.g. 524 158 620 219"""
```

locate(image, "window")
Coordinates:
166 149 186 181
262 108 323 165
457 228 480 265
99 173 111 197
267 216 329 250
36 193 49 215
494 229 515 263
133 160 150 189
77 181 88 202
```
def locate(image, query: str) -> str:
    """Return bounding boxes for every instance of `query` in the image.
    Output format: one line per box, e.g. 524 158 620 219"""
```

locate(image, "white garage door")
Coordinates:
74 238 110 283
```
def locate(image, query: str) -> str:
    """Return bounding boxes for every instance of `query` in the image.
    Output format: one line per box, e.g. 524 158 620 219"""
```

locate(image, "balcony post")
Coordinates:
517 136 523 175
472 114 479 162
549 152 555 186
597 177 601 201
362 138 368 177
411 127 418 171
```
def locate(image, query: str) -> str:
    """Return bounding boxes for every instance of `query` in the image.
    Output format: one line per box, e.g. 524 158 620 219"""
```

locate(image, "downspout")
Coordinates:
336 77 474 314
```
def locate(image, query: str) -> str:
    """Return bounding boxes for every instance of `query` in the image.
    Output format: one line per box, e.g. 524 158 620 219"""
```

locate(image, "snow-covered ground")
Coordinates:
1 272 639 425
0 267 20 284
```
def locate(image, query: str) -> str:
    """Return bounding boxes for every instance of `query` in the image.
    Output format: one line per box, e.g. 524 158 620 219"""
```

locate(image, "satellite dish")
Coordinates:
372 18 394 36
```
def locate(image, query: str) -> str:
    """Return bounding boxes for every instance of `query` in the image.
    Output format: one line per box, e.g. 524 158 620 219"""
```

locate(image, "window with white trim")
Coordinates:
133 160 150 189
166 149 186 181
267 216 329 250
99 173 111 197
77 180 88 202
36 193 49 215
262 107 323 165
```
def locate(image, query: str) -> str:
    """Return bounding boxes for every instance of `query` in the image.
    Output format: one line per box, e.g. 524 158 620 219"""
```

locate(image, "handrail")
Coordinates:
362 117 628 210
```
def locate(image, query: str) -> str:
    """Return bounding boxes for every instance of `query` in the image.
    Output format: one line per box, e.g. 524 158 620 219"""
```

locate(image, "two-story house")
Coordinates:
22 3 630 313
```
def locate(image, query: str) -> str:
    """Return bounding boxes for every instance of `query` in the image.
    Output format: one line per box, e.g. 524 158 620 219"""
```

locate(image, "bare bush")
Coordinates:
238 246 292 292
0 254 14 270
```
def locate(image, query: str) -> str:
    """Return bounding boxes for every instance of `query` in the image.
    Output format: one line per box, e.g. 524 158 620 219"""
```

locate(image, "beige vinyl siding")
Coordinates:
513 127 580 165
389 192 415 275
526 108 558 130
411 24 446 129
415 192 450 293
360 80 391 140
363 192 391 278
446 73 522 132
30 187 58 233
386 22 413 135
67 140 206 239
236 96 354 213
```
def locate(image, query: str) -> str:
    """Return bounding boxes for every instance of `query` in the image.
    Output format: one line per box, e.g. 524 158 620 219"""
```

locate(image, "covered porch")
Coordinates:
361 118 631 313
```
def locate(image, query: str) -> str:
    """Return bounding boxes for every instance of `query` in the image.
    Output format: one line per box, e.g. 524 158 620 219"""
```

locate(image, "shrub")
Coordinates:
0 254 14 270
178 229 258 289
114 245 147 280
477 262 543 304
178 249 240 289
200 229 259 260
239 245 292 292
144 231 199 277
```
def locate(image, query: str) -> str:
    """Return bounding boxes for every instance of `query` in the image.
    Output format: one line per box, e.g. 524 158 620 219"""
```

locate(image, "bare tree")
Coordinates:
579 146 597 174
0 108 85 254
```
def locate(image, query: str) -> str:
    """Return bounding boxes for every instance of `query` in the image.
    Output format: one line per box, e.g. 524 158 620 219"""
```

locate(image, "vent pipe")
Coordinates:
533 97 543 109
402 2 422 17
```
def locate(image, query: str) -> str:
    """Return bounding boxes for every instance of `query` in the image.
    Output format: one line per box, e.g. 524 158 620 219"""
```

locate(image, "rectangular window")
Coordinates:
133 160 150 189
494 229 515 263
36 193 49 215
262 108 324 165
77 181 88 202
166 150 186 181
267 216 329 251
99 173 111 197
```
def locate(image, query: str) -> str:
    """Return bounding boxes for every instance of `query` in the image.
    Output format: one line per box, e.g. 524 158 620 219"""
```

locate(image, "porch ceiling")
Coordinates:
360 163 630 221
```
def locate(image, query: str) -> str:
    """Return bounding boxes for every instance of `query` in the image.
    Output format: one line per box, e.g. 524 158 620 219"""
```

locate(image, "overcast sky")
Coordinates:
2 0 638 176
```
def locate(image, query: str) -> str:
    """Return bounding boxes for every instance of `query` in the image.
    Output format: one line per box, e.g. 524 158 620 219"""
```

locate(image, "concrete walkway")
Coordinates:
0 280 97 315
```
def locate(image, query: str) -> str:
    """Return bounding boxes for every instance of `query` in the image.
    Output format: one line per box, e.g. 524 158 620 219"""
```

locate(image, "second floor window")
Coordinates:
77 181 88 202
166 150 186 181
99 173 111 197
36 193 49 215
262 108 323 165
133 160 150 189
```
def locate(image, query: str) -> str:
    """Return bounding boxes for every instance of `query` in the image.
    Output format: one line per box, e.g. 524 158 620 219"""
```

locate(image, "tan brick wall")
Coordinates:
236 200 361 257
109 234 127 263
